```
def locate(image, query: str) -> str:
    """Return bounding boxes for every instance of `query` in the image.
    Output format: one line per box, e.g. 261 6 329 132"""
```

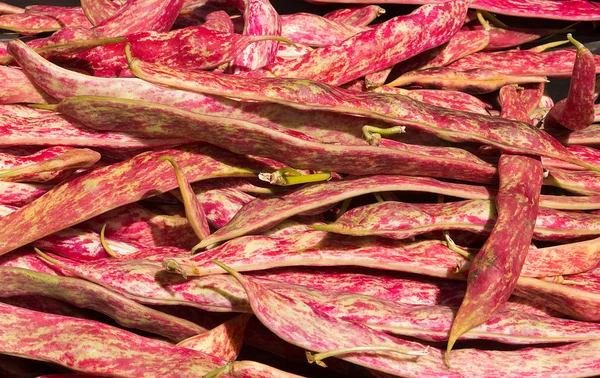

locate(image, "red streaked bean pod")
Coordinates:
0 266 206 342
51 96 499 185
267 0 468 85
0 144 277 256
448 48 600 77
93 0 185 37
446 155 542 361
231 0 281 71
386 67 548 94
545 35 596 131
0 301 225 376
0 66 55 104
128 58 594 172
313 199 600 241
323 5 384 26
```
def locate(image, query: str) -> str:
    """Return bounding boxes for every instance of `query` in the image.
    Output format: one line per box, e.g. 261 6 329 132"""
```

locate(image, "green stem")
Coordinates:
337 198 352 219
306 346 428 368
124 42 133 65
480 10 508 28
373 193 385 203
259 168 330 186
362 125 405 146
528 39 569 53
163 259 187 279
203 362 232 378
255 35 298 49
475 11 492 31
28 103 59 111
567 33 585 51
100 224 118 258
443 231 473 260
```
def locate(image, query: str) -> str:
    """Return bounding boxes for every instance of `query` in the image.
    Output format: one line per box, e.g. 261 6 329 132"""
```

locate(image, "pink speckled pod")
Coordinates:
0 266 206 342
81 0 120 25
217 263 458 377
499 85 531 123
25 5 93 28
168 231 465 279
316 198 600 241
373 86 491 115
0 144 276 256
0 109 185 150
308 0 600 21
53 96 498 185
517 82 545 115
168 223 600 278
0 66 55 104
545 168 600 195
177 314 250 360
394 30 490 76
0 2 23 15
232 0 281 71
0 302 225 376
229 361 305 378
194 187 255 228
8 40 397 145
256 267 558 317
196 175 499 249
0 247 64 276
0 6 92 34
82 203 198 249
34 227 139 261
448 48 600 77
128 26 289 70
40 252 251 312
280 13 366 47
201 10 234 33
0 146 100 183
446 155 542 358
549 122 600 145
266 278 600 345
93 0 185 37
545 39 596 131
0 181 51 206
161 156 211 242
387 67 547 94
266 0 468 85
129 59 592 171
365 67 393 89
324 5 384 26
470 0 600 21
463 23 558 51
515 271 600 321
0 27 124 65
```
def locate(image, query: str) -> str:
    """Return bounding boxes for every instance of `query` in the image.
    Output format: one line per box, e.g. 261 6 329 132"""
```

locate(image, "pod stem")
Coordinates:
28 103 59 111
100 224 119 258
567 33 586 51
259 168 331 186
362 125 405 146
255 35 298 49
528 39 569 53
203 362 232 378
306 346 428 368
475 11 492 31
163 259 187 279
443 231 474 260
337 198 352 219
480 10 508 28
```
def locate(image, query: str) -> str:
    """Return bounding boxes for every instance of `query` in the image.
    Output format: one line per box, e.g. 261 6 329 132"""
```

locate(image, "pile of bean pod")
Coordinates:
1 0 600 376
